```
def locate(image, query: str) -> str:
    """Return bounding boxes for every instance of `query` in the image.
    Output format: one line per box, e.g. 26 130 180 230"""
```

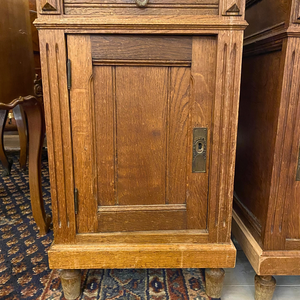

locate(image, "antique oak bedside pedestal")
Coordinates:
35 0 247 298
233 0 300 299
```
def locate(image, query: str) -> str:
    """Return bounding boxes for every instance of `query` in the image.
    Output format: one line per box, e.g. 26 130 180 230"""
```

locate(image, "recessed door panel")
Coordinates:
116 67 168 206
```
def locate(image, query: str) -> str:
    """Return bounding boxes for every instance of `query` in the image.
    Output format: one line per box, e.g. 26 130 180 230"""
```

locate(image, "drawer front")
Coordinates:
64 0 219 16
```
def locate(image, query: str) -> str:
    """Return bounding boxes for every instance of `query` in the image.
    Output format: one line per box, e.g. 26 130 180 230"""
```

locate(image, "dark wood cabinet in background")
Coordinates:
29 0 41 78
0 0 48 235
233 0 300 299
35 0 247 298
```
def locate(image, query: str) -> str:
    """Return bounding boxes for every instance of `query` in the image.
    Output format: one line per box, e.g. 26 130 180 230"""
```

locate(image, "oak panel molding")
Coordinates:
233 193 262 237
90 35 192 61
39 30 76 243
243 34 284 57
208 30 243 243
244 22 286 44
34 16 248 31
242 23 300 57
75 230 209 244
92 59 191 66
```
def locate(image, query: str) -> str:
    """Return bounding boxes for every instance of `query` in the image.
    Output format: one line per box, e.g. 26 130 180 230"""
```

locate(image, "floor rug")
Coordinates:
0 151 216 300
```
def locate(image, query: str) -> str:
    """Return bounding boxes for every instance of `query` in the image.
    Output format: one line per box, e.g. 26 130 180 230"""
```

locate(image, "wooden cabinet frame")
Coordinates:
35 0 246 298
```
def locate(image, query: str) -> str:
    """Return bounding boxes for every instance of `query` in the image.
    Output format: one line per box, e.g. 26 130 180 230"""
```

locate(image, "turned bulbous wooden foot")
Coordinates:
255 275 276 300
205 268 225 298
60 269 81 300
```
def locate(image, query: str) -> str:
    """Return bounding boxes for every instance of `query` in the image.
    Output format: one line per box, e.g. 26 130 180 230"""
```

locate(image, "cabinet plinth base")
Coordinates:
232 210 300 275
48 241 236 270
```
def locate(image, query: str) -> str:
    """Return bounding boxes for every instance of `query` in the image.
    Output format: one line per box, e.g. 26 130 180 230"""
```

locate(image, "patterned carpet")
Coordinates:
0 151 216 300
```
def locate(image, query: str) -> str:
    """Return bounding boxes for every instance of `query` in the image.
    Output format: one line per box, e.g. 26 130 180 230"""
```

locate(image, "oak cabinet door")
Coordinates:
67 35 217 234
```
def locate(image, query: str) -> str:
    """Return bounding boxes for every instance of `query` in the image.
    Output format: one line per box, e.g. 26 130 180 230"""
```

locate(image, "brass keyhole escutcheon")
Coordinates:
192 128 207 173
197 142 204 154
136 0 149 7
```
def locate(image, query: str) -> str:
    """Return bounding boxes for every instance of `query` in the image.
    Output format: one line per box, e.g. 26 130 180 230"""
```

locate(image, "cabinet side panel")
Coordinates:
285 155 300 242
265 37 300 250
278 37 300 245
234 50 283 243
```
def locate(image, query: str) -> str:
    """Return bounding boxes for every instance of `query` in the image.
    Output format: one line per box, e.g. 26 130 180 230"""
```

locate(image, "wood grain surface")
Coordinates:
48 241 236 269
116 66 168 206
91 35 192 62
64 0 219 16
39 30 76 243
233 0 300 283
187 36 217 229
75 229 209 244
167 67 190 205
68 35 98 233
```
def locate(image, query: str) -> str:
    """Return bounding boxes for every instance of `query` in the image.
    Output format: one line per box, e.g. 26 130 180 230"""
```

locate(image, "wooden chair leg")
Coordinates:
0 110 12 176
255 275 276 300
205 268 225 298
60 269 82 300
13 105 28 171
21 99 50 235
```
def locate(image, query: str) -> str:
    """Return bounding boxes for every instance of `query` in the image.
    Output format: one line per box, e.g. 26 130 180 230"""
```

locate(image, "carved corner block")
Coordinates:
39 0 61 14
293 3 300 23
222 1 243 16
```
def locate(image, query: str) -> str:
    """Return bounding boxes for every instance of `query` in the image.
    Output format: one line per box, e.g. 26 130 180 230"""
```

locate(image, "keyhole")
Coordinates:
197 142 203 154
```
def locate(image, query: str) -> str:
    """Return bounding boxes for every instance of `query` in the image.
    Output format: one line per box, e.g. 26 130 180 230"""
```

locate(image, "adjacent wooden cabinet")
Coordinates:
233 0 300 299
35 0 247 298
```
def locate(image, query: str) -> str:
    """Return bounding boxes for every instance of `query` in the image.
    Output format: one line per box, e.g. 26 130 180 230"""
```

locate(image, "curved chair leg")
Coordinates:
22 99 50 235
0 110 12 176
13 105 28 171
